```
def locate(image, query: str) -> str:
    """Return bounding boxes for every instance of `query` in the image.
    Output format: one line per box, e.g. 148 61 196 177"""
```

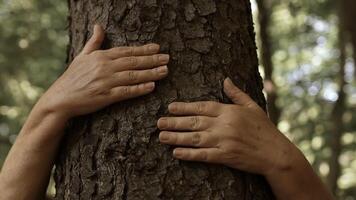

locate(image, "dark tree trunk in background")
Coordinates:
256 0 280 125
343 0 356 78
0 136 10 146
328 1 347 197
54 1 274 199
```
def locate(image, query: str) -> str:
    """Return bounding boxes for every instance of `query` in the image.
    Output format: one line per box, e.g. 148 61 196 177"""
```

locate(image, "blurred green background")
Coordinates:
0 0 355 199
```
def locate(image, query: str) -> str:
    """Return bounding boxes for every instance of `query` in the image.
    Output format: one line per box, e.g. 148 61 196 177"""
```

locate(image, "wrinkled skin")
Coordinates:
157 78 292 176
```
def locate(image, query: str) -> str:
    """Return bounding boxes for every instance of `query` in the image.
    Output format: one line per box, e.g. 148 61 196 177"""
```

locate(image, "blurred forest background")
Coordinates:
0 0 355 199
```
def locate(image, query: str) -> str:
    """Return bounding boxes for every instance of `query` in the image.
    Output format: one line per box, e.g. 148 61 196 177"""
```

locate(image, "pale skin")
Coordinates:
0 25 334 200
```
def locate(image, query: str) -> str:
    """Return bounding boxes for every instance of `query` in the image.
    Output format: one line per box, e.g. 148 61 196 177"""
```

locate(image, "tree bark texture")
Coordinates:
54 0 274 199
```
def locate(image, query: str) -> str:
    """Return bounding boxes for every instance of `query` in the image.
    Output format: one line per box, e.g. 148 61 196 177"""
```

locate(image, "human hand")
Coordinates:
157 78 294 176
39 25 169 119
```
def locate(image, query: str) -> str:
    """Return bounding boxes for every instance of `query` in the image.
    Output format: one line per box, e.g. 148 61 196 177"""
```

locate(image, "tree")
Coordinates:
256 0 280 125
328 0 348 196
54 0 274 199
343 0 356 78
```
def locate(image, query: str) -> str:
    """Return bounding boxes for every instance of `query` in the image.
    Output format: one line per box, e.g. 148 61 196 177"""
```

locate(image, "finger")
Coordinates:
168 101 222 117
173 147 221 163
109 82 155 102
157 116 213 131
81 24 105 55
111 54 170 71
110 65 168 87
159 131 216 148
103 44 160 59
224 77 256 108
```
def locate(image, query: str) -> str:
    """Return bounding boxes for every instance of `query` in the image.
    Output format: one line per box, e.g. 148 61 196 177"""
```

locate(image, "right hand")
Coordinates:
38 25 169 119
157 78 294 177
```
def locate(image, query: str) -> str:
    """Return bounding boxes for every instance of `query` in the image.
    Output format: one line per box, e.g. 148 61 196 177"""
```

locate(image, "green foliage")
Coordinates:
0 0 68 165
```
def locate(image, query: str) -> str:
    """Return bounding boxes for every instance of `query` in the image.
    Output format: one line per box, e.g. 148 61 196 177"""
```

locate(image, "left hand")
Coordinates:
38 25 169 120
157 78 294 176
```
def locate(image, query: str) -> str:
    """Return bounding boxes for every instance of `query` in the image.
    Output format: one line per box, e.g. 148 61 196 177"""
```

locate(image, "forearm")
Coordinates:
265 142 334 200
0 101 68 200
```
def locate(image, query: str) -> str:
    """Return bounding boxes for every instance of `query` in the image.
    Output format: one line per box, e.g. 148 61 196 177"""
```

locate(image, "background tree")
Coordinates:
343 0 356 78
327 3 346 195
53 0 274 199
256 0 280 125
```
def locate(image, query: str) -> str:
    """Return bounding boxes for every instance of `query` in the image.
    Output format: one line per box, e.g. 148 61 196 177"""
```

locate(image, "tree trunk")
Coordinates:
256 0 280 125
343 0 356 79
54 0 274 199
328 1 347 197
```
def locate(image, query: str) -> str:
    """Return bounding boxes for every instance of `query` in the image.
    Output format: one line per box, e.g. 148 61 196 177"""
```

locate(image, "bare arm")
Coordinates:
157 78 334 200
0 25 170 200
0 103 68 200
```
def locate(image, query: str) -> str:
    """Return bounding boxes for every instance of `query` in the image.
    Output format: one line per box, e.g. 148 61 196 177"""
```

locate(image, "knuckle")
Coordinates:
94 59 108 69
143 45 150 54
197 150 208 161
191 132 201 146
190 116 200 129
196 102 206 114
121 47 135 57
128 47 135 56
88 84 105 96
123 87 131 96
169 119 176 129
130 56 138 67
171 133 178 144
128 71 138 81
231 89 243 97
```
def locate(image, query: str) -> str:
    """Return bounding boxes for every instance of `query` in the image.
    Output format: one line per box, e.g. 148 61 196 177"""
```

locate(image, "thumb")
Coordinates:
81 24 105 55
223 77 255 107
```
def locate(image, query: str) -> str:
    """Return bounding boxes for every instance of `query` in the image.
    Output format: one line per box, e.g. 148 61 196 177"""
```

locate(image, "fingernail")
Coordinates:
226 77 233 85
94 24 102 32
145 82 155 90
159 132 170 141
174 149 183 158
158 118 168 129
159 54 170 63
157 65 168 74
148 44 160 51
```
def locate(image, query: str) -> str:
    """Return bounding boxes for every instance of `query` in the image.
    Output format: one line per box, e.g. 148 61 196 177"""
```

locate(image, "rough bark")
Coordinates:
256 0 280 125
54 0 274 199
328 2 347 197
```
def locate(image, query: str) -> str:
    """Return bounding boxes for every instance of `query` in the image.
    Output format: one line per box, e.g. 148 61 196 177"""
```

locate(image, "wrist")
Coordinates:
35 92 72 122
22 98 70 135
264 132 302 178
